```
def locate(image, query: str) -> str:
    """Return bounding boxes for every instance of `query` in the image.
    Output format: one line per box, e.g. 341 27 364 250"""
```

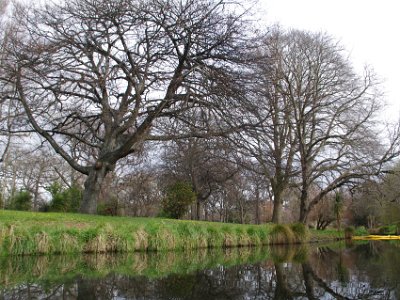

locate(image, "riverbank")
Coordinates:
0 210 344 256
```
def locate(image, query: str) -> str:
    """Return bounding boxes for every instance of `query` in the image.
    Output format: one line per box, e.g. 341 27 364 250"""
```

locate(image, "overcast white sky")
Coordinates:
256 0 400 121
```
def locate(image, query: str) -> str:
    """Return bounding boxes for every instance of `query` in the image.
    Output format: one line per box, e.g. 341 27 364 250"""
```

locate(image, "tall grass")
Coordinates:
269 224 295 244
0 210 273 256
0 210 342 256
290 223 310 243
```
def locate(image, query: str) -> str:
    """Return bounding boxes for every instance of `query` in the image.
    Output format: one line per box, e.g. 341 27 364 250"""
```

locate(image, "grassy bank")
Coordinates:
0 210 341 256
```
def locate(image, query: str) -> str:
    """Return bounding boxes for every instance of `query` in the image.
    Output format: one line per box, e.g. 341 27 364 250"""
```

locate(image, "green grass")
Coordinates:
309 228 345 242
0 210 350 256
0 210 274 256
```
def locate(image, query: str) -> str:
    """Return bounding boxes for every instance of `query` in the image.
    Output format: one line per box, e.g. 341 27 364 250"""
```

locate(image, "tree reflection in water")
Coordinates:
1 242 399 299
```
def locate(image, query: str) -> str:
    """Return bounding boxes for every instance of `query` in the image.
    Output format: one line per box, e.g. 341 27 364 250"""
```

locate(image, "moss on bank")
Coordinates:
0 210 344 256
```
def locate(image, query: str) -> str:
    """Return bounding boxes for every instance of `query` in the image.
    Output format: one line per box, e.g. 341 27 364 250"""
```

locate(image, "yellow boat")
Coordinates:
352 235 400 240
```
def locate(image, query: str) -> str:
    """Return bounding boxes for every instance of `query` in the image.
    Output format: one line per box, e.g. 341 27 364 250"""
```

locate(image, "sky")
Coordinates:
256 0 400 122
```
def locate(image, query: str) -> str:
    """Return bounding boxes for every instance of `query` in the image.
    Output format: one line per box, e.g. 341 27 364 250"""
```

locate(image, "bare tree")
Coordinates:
161 137 239 220
270 29 400 223
0 0 14 163
238 28 400 224
1 0 254 213
235 28 298 223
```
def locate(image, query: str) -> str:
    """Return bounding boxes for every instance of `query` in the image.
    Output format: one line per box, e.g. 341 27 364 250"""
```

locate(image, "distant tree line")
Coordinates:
0 0 399 227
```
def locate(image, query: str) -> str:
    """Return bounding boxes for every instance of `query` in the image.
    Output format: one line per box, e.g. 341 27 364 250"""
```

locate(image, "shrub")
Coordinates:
8 190 32 211
160 181 196 219
355 226 368 236
344 226 355 239
47 182 82 212
377 225 393 235
97 197 119 216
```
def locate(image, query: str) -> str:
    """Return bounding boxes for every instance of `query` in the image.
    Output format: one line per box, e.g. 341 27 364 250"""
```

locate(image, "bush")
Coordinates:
97 197 119 216
47 182 82 212
8 190 32 211
377 225 393 235
355 226 368 236
161 181 196 219
344 226 355 239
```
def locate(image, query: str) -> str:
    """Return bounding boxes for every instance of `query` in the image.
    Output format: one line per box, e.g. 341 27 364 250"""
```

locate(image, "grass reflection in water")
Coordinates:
1 242 399 299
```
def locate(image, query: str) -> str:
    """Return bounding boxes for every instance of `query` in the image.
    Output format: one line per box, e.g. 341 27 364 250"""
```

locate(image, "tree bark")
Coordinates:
255 185 260 224
80 163 111 214
299 188 309 224
271 188 283 224
196 199 200 220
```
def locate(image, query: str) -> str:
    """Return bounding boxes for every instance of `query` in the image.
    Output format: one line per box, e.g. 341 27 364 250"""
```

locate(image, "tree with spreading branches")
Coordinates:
1 0 255 213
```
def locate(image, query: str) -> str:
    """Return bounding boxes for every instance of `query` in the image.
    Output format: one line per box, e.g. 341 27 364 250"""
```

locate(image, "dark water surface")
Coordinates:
1 241 399 299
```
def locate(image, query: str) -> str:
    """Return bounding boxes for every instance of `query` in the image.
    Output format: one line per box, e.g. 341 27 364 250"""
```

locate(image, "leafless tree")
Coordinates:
234 28 298 223
161 136 239 220
238 28 400 224
0 0 14 163
1 0 255 213
270 29 400 223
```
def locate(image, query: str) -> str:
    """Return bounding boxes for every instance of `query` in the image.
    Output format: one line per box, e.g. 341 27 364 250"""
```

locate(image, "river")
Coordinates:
1 241 399 299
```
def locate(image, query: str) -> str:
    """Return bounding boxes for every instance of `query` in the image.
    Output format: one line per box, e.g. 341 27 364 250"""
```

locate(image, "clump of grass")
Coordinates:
236 228 251 246
57 233 80 254
133 227 149 251
246 227 261 246
223 233 237 247
153 228 177 251
35 232 50 254
175 223 208 250
269 224 295 245
206 226 224 248
290 223 310 244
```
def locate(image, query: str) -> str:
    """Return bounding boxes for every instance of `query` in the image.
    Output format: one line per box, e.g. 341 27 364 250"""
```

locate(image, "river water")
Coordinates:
0 241 399 299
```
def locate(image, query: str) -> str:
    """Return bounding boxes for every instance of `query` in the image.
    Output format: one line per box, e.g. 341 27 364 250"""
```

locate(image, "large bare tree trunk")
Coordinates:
196 199 202 220
299 188 309 224
80 164 110 214
271 190 284 224
255 185 260 224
